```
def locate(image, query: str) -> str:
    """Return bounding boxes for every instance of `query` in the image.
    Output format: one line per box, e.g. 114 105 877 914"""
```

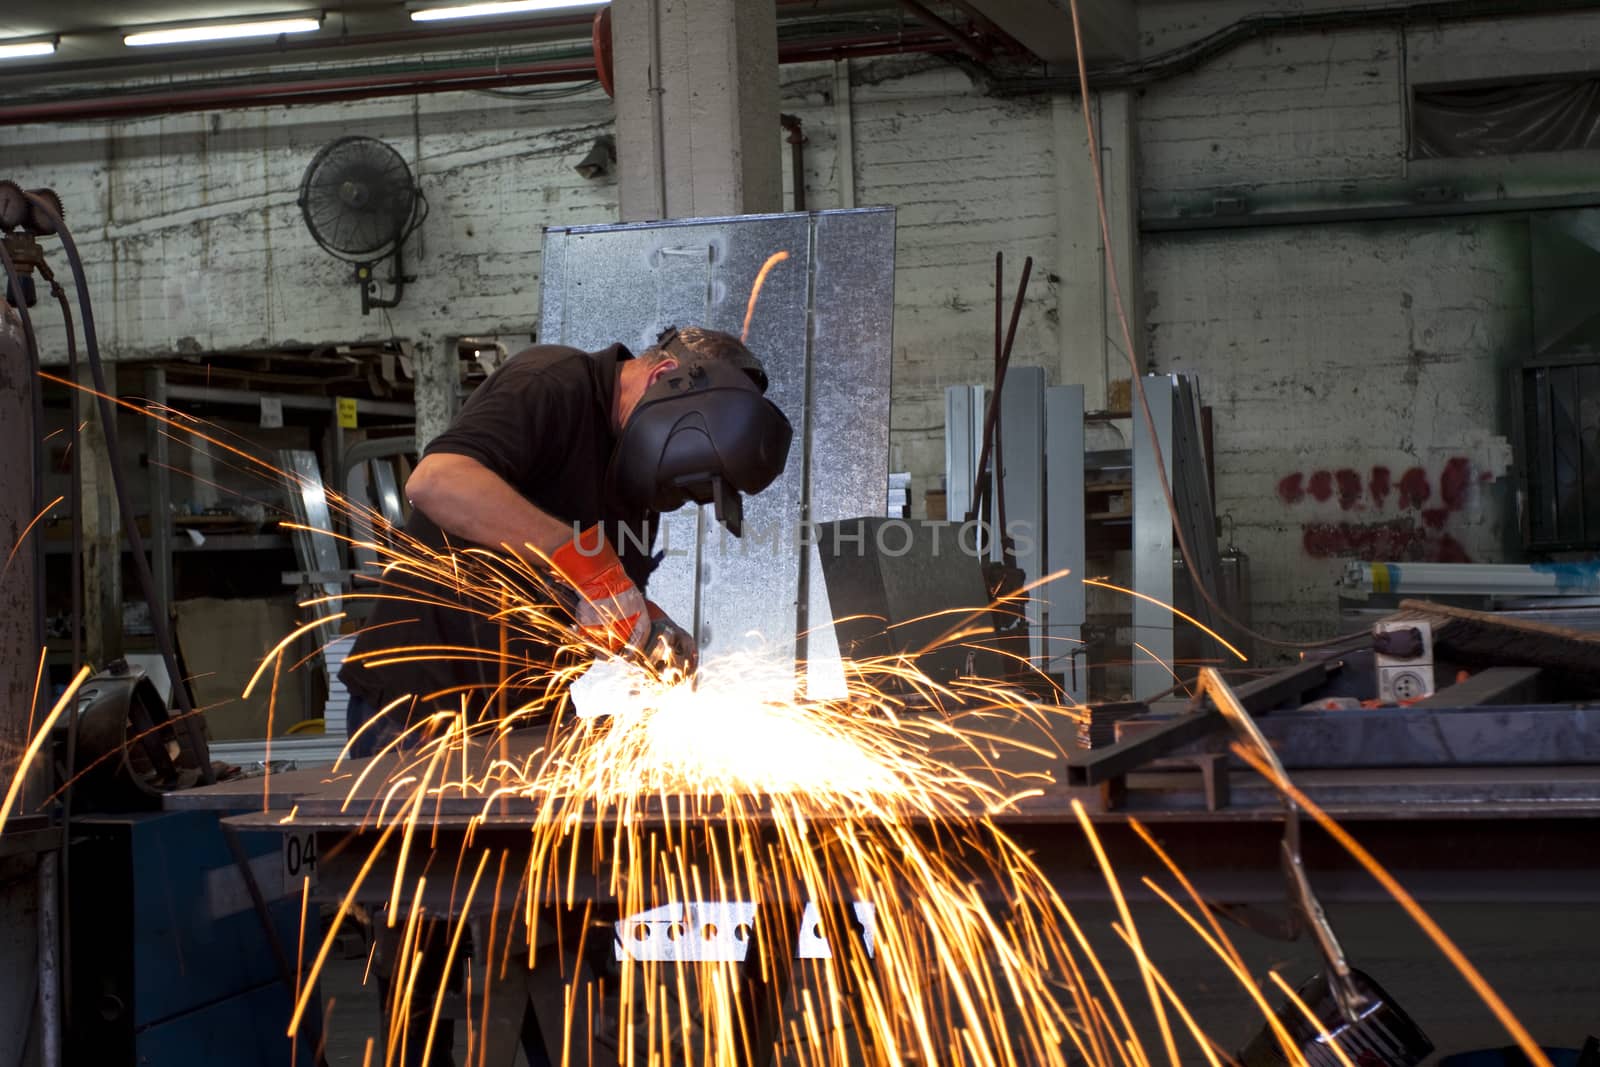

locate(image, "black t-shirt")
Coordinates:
339 343 656 717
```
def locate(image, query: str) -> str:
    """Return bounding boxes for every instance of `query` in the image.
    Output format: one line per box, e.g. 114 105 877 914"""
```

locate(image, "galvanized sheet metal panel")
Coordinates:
539 209 895 680
804 209 896 695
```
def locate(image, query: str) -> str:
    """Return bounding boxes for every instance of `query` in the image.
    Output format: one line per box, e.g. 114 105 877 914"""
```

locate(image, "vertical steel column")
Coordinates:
943 385 983 524
144 367 173 616
1044 384 1086 698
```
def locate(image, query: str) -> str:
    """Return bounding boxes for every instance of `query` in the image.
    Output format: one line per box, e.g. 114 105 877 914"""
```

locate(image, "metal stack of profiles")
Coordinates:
1132 373 1230 700
947 373 1089 697
945 372 1238 703
277 449 346 624
539 208 896 696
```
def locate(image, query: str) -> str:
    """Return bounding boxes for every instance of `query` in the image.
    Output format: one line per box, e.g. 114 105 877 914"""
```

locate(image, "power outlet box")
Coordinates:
1374 620 1435 704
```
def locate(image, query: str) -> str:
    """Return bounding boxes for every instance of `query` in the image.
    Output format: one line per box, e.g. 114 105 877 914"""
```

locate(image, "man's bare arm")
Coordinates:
404 452 574 561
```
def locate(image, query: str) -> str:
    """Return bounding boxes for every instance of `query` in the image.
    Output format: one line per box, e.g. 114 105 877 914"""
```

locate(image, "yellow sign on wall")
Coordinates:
336 397 358 429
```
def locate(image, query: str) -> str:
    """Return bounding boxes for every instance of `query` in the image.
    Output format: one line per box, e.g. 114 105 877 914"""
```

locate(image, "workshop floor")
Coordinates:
315 902 1600 1063
321 955 540 1067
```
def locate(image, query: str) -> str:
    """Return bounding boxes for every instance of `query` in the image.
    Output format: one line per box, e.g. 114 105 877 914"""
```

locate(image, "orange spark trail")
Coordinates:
0 666 91 833
1268 971 1358 1067
3 494 64 575
1085 578 1248 662
1073 800 1181 1067
742 250 790 342
1231 740 1554 1067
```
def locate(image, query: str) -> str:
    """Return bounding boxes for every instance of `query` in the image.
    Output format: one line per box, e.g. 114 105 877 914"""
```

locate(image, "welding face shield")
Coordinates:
606 326 793 536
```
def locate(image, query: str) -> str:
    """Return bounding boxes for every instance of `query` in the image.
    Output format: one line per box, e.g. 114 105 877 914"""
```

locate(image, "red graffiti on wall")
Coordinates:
1397 468 1431 509
1277 473 1305 505
1278 457 1479 562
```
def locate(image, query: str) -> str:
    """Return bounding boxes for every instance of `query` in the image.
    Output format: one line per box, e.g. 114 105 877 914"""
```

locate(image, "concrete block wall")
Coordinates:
6 3 1598 644
850 61 1060 494
5 88 620 359
1 56 1066 511
1136 7 1600 640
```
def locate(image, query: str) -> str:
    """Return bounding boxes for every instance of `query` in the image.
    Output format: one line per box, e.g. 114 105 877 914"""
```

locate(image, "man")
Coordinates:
338 325 792 1065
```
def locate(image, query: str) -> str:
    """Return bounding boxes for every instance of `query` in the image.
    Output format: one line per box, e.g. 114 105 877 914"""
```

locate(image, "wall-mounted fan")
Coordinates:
298 135 428 315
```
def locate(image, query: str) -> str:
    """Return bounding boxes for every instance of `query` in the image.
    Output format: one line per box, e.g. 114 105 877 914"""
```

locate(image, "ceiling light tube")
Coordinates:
0 38 58 60
410 1 603 22
124 17 322 47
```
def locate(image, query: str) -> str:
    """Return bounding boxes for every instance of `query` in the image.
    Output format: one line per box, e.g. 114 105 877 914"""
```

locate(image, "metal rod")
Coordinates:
1197 667 1366 1021
966 254 1030 550
965 254 1032 546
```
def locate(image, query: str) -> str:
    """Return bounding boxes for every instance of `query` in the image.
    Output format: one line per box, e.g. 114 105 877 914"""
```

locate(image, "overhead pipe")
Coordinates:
990 0 1600 95
780 114 807 211
895 0 992 62
4 32 961 125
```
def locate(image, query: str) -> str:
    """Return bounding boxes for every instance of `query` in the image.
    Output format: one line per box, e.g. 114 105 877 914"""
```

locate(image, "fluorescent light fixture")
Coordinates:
0 38 57 60
411 0 602 22
124 17 322 47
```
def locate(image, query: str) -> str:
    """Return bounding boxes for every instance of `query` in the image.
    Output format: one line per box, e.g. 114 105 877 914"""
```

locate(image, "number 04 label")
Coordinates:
282 831 318 888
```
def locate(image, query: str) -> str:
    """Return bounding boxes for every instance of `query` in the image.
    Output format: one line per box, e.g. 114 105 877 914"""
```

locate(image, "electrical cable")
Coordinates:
471 80 601 100
22 191 215 781
1063 0 1369 653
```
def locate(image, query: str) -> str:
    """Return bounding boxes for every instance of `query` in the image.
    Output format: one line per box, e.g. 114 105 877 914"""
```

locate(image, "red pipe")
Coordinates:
5 33 961 124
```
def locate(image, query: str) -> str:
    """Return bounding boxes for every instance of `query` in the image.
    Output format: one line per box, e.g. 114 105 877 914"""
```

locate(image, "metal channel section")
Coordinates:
1044 385 1086 699
1132 376 1176 699
945 379 1086 680
1132 374 1223 699
540 209 895 685
943 385 983 522
803 210 896 696
997 368 1046 664
276 450 344 619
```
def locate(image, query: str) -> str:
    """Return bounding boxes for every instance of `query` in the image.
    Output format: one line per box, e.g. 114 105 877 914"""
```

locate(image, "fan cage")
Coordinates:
298 135 426 263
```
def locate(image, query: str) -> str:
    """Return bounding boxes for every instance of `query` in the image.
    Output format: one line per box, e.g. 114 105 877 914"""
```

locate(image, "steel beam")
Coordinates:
1065 659 1336 786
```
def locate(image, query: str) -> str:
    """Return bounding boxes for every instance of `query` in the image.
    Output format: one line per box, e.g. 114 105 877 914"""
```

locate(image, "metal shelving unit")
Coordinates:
142 365 415 611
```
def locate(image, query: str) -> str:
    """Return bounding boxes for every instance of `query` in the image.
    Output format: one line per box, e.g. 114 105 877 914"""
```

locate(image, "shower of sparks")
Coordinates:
2 362 1554 1067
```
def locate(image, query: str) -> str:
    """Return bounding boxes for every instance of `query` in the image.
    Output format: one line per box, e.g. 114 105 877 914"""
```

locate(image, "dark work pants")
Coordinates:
349 695 553 1067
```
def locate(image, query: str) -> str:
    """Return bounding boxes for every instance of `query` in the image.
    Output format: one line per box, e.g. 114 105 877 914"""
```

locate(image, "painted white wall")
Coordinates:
1135 9 1600 638
7 4 1600 641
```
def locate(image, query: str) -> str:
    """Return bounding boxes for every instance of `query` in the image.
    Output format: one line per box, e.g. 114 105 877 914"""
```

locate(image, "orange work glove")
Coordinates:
550 526 649 657
644 600 697 675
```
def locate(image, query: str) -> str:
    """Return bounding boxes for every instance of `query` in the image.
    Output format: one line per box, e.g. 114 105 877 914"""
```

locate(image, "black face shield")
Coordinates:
606 327 793 536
